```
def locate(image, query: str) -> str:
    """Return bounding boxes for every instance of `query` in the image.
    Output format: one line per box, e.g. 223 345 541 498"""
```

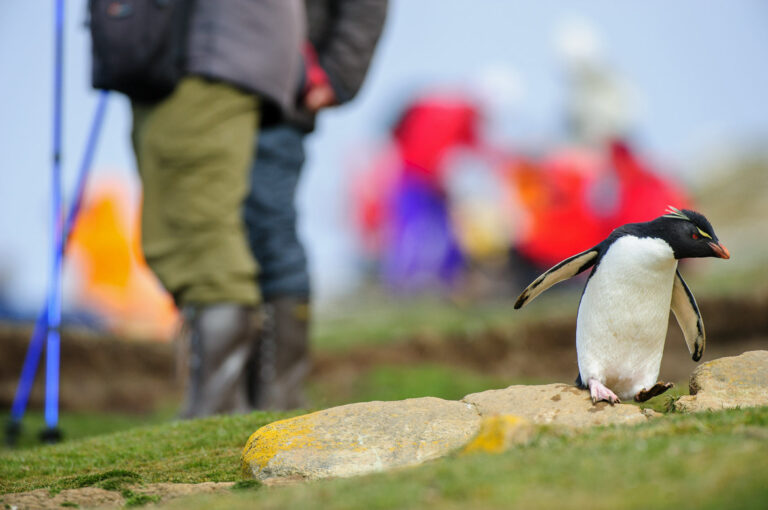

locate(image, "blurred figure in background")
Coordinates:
383 95 479 293
507 150 607 270
506 17 691 276
244 0 388 410
607 139 690 226
353 93 481 294
350 18 694 301
504 143 690 279
559 17 691 227
129 1 304 417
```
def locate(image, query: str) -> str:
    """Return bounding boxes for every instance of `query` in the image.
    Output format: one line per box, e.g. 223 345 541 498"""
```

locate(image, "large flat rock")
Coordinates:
463 383 654 428
675 350 768 412
241 397 482 481
241 383 662 483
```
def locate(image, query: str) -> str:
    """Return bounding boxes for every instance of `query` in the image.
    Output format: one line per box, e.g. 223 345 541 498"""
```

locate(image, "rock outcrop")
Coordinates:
240 345 768 482
675 350 768 412
242 397 482 482
241 383 658 482
463 383 654 428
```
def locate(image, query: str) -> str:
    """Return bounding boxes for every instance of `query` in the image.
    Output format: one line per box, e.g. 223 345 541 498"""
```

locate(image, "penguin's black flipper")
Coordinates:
670 269 705 361
514 249 599 309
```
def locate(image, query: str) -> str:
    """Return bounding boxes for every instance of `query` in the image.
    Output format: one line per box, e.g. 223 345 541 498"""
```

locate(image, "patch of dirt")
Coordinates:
1 295 766 414
0 482 234 510
0 487 122 510
132 481 235 503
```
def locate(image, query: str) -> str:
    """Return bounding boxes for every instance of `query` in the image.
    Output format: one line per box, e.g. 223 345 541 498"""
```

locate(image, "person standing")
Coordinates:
244 0 388 410
129 0 305 417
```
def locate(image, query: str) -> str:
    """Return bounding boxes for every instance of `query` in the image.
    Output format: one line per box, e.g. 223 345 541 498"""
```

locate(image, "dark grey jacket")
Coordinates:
290 0 388 130
186 0 306 123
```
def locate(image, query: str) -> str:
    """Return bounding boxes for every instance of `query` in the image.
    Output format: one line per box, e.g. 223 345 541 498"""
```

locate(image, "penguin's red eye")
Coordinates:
692 233 699 240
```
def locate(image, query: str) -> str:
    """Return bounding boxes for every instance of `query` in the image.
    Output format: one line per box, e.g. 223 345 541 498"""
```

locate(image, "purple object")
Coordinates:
382 170 464 292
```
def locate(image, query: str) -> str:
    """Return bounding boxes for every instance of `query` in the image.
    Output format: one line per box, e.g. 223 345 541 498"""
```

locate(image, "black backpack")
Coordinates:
89 0 192 102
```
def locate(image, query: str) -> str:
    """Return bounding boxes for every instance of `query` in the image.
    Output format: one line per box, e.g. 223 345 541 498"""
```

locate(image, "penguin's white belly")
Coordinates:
576 236 677 400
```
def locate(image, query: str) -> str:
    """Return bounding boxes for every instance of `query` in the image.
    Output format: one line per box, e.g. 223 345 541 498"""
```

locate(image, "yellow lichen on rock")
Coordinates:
241 414 317 476
461 415 533 454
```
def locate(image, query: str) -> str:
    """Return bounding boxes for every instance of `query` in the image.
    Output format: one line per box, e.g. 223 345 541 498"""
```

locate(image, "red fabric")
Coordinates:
302 42 332 93
393 98 479 186
608 139 690 227
351 95 481 257
513 140 691 269
514 155 605 267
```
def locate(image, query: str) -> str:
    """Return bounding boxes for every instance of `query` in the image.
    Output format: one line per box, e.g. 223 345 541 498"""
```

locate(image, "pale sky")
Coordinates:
1 0 767 312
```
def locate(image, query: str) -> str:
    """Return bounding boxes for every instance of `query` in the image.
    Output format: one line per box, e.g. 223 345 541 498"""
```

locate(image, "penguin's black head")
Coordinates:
655 207 730 260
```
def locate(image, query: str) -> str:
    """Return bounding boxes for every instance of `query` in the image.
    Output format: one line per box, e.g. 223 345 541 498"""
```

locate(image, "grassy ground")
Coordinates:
0 286 695 451
311 289 579 353
308 363 532 409
171 407 768 510
2 406 767 509
0 364 516 454
0 287 668 456
0 410 295 495
0 410 174 450
1 278 764 507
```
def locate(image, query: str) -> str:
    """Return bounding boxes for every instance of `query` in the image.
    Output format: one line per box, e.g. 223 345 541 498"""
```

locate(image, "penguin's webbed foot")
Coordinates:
588 378 621 405
634 382 674 402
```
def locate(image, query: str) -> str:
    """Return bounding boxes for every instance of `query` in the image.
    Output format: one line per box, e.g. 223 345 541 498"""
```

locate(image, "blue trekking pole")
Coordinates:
39 0 67 443
4 91 108 446
4 0 110 445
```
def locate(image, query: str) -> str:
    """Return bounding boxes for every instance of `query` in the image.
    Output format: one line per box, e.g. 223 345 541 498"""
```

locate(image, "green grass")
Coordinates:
2 284 765 508
684 260 768 297
0 410 295 494
0 366 526 454
312 291 578 353
175 407 768 510
1 409 174 450
311 266 766 356
3 406 768 509
309 363 540 408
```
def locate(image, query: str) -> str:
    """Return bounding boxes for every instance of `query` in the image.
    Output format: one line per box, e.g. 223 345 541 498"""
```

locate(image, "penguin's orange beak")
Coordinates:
709 242 730 259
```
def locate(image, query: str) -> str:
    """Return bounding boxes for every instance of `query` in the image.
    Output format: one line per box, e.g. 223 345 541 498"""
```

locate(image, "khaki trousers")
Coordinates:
131 77 261 306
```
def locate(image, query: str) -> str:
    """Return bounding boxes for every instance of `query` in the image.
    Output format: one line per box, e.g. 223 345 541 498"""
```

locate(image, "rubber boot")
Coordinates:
178 304 259 418
247 296 310 410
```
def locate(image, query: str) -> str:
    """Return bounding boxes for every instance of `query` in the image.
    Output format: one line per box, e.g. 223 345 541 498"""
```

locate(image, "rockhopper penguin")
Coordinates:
514 207 730 404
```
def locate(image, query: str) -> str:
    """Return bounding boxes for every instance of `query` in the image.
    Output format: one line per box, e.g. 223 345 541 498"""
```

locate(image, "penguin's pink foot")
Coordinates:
634 382 674 402
588 378 621 405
